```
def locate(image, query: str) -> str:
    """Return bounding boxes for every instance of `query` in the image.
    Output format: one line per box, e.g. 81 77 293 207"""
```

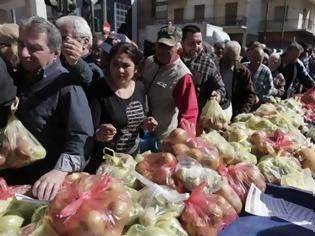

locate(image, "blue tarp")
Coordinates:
219 184 315 236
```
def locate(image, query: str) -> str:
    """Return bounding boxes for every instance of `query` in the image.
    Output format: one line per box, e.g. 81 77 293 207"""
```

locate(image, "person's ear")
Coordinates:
54 49 61 59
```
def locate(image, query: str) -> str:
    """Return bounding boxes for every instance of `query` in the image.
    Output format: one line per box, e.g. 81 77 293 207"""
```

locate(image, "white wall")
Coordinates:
246 0 262 35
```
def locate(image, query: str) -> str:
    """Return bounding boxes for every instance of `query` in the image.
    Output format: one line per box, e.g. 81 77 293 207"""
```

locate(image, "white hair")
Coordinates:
269 52 281 61
56 15 93 47
224 40 241 55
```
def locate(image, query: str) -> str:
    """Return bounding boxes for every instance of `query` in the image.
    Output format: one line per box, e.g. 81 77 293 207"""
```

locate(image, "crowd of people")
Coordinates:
0 15 314 201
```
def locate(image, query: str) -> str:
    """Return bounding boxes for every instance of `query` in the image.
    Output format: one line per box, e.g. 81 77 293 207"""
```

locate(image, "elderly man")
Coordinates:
142 25 198 139
55 15 103 87
278 41 315 98
217 41 256 118
243 44 276 103
1 16 94 201
180 25 227 112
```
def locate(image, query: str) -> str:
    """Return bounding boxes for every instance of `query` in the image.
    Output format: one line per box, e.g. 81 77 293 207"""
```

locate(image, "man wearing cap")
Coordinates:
55 15 103 88
142 25 198 139
181 25 227 115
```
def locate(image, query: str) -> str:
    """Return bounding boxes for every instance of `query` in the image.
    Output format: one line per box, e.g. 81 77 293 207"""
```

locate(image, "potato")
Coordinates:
215 177 243 213
299 148 315 174
167 128 188 144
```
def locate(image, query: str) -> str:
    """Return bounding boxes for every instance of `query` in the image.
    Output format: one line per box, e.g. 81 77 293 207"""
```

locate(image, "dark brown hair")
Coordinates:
108 42 143 67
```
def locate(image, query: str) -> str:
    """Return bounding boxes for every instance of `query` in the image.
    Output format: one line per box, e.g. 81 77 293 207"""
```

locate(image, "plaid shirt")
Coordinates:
182 49 226 110
243 62 276 100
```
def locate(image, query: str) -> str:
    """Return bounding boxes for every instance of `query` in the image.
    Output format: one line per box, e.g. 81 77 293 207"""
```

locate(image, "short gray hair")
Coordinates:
225 40 241 55
269 52 281 61
19 16 62 52
55 15 92 47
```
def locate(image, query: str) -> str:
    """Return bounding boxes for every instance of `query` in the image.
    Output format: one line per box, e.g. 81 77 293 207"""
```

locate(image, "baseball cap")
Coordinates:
100 32 131 54
157 25 182 47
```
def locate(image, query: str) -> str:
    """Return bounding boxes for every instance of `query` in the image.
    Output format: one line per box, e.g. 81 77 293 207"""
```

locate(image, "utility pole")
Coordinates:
102 0 107 22
90 0 97 33
263 0 269 44
62 0 68 15
281 0 288 48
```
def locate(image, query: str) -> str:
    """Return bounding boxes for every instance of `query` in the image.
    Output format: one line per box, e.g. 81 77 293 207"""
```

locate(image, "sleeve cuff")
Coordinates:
54 153 83 172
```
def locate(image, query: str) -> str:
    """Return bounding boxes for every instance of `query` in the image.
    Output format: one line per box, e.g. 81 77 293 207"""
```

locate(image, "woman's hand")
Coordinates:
143 116 158 131
32 169 68 201
96 124 117 142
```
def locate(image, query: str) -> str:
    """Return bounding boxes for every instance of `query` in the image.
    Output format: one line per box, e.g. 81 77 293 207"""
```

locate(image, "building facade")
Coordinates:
259 0 315 49
138 0 315 49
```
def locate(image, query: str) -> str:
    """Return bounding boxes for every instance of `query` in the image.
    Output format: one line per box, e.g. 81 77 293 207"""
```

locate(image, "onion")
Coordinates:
167 128 188 144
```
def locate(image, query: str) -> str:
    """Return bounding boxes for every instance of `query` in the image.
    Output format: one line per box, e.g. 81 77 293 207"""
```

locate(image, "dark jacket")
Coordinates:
0 56 16 128
0 59 94 185
61 53 104 88
279 56 315 98
219 61 256 117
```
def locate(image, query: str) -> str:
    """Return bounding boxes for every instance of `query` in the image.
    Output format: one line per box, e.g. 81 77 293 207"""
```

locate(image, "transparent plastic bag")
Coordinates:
135 152 177 187
163 119 221 170
97 148 138 188
218 163 266 202
0 115 46 169
200 98 229 131
180 183 238 236
175 155 221 193
49 174 131 236
257 155 302 184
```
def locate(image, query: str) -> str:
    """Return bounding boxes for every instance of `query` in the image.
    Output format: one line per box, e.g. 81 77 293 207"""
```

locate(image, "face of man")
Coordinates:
223 48 240 68
249 48 264 66
215 43 225 58
286 48 301 64
181 32 203 58
18 29 58 73
155 43 177 65
58 23 88 52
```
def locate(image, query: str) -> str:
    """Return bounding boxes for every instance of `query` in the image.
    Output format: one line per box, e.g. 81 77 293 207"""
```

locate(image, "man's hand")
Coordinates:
143 116 158 131
62 36 83 66
32 169 68 201
210 91 221 103
96 124 117 142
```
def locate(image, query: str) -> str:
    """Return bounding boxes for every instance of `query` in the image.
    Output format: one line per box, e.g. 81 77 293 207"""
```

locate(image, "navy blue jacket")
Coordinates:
0 59 94 184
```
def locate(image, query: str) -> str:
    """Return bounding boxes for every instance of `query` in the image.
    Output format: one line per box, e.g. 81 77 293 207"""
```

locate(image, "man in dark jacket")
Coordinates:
0 16 94 201
218 41 256 117
0 56 16 128
279 41 315 98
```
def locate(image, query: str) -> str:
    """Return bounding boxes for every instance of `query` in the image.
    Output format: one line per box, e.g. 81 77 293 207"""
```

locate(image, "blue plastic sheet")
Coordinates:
219 184 315 236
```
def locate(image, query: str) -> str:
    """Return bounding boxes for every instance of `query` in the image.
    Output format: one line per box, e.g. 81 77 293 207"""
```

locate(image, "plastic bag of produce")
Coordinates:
218 163 266 202
0 115 46 169
201 130 236 164
49 174 131 236
180 182 238 236
299 148 315 175
0 214 24 233
134 171 188 214
136 152 177 187
214 176 243 213
97 148 138 188
281 168 315 193
21 216 58 236
163 120 221 170
175 155 221 193
250 129 295 156
229 142 257 164
301 86 315 105
125 187 143 226
199 98 229 131
257 155 302 184
125 207 188 236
